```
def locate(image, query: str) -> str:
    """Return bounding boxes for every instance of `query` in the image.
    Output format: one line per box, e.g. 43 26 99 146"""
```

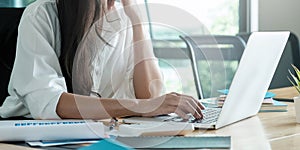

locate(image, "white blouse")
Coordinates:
0 0 138 119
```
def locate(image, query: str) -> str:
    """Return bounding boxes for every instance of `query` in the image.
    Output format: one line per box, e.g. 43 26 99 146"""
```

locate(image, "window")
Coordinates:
0 0 35 8
146 0 239 39
144 0 240 98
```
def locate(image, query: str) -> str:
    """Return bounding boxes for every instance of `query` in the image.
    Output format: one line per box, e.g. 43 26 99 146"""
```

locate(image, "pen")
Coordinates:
90 91 118 130
109 117 118 130
273 98 294 103
90 91 102 98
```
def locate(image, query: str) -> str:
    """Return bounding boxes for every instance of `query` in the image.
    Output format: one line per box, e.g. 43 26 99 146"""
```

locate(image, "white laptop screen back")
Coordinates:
216 32 290 129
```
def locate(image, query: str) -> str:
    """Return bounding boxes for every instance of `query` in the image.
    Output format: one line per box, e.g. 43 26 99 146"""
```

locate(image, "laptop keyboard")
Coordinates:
164 108 222 124
195 108 221 124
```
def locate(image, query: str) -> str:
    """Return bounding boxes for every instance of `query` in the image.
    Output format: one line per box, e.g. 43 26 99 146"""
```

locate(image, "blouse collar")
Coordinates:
96 6 122 46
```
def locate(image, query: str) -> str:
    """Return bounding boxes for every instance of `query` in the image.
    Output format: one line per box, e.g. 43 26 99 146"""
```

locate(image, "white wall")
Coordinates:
258 0 300 38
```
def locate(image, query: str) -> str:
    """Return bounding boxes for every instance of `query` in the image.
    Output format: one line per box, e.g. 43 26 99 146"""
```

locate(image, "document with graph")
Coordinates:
0 120 105 141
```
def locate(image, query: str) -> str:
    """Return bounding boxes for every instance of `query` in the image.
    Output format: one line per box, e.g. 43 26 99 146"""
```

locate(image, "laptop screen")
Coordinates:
215 32 290 129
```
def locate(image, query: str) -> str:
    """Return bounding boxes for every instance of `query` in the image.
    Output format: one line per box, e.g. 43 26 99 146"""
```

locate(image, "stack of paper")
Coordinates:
108 122 194 137
217 89 287 112
260 100 288 112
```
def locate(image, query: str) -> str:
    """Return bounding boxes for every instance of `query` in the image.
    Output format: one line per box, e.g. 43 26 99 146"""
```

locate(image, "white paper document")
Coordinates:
0 120 105 141
26 139 99 147
108 122 194 137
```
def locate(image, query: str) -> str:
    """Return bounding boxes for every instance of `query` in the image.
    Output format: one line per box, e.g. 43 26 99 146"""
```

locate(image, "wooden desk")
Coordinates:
191 87 300 150
0 143 37 150
1 87 300 149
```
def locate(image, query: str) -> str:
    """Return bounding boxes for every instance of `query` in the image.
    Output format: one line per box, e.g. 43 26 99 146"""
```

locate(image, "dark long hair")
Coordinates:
56 0 101 92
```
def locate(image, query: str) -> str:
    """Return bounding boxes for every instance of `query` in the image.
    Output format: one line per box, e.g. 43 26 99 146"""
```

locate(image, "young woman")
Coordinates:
0 0 204 120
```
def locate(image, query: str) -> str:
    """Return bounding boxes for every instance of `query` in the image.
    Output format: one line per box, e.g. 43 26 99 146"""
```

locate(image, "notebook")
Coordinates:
123 32 290 129
108 122 194 137
115 136 231 149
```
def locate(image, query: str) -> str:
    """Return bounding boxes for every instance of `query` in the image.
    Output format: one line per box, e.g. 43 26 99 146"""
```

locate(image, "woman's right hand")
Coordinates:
141 93 205 120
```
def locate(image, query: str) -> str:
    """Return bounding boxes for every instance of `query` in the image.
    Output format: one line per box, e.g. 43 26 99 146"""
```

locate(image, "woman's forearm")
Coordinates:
132 24 163 99
56 92 143 119
121 0 163 99
56 92 205 120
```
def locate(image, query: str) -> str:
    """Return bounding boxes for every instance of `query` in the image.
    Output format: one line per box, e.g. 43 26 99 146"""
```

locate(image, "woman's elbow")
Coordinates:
135 79 164 99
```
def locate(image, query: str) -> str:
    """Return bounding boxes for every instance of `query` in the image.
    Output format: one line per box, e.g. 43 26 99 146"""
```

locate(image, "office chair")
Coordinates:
0 8 24 106
237 32 300 89
180 35 246 99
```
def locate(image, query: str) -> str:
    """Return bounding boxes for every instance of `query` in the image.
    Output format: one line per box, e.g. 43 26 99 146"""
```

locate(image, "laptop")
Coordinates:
123 32 290 129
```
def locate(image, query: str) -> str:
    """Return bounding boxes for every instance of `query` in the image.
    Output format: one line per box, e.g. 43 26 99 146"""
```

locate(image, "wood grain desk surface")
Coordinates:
1 87 300 150
191 87 300 150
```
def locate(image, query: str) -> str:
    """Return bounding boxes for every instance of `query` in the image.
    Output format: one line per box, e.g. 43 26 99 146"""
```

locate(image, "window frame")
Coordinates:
239 0 259 33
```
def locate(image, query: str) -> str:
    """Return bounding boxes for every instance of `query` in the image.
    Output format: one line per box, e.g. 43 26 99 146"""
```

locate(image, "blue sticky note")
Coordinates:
218 89 276 98
264 92 276 98
79 139 133 150
217 89 229 95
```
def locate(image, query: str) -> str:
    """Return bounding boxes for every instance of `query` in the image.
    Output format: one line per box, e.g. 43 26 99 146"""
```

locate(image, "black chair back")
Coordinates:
0 8 24 106
180 35 246 99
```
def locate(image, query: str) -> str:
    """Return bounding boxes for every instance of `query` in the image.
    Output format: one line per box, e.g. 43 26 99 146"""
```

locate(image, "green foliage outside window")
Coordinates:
152 0 240 98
